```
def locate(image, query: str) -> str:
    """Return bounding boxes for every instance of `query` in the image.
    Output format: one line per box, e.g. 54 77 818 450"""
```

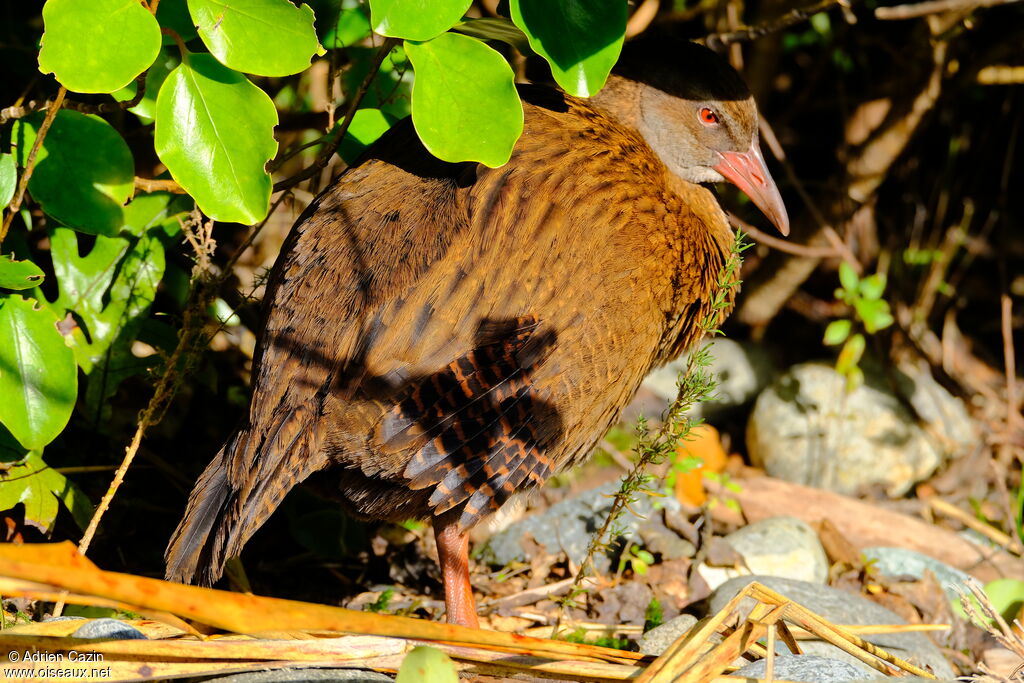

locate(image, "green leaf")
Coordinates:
858 272 887 300
342 45 412 119
336 108 397 164
157 0 199 44
983 579 1024 622
38 0 161 94
0 153 16 207
0 295 77 450
322 0 372 49
370 0 471 41
854 298 894 334
405 33 523 168
396 646 458 683
0 255 45 291
48 224 165 375
0 450 93 533
838 260 859 294
155 52 279 224
510 0 626 97
822 319 851 346
122 192 191 239
188 0 323 77
452 18 532 55
114 48 180 124
11 111 134 235
835 332 865 376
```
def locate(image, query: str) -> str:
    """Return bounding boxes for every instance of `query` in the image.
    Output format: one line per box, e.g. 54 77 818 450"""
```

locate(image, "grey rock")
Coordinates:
70 618 146 640
746 362 972 496
203 670 393 683
639 522 696 560
641 339 775 420
709 576 955 679
697 516 828 590
483 481 680 572
734 654 877 682
638 614 699 655
862 546 972 604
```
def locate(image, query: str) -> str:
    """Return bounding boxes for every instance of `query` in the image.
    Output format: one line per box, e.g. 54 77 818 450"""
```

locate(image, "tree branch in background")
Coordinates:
273 37 400 193
0 87 67 244
704 0 846 49
875 0 1021 19
0 72 146 125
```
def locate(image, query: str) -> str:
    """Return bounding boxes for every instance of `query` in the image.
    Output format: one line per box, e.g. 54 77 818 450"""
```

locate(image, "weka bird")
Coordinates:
166 40 789 627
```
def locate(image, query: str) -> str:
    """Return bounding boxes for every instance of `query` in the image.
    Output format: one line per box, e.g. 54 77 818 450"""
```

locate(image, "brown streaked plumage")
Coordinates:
166 40 789 628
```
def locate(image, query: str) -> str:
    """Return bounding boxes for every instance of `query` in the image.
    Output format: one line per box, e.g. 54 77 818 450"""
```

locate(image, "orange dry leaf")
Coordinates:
673 424 727 506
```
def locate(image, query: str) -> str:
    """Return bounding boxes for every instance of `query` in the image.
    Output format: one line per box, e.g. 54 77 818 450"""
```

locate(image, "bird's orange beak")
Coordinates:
714 145 790 236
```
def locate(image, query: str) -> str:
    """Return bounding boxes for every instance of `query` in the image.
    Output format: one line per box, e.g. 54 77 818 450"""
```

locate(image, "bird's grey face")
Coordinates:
637 85 790 236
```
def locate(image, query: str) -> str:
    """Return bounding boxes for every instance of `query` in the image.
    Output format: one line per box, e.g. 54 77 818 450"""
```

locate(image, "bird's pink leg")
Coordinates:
433 509 480 628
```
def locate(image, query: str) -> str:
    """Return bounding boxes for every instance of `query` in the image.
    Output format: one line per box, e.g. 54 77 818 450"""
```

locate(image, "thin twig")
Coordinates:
1001 294 1020 436
135 177 187 194
0 72 146 125
703 0 844 48
1 87 67 245
52 256 218 617
274 37 399 193
875 0 1021 20
728 213 844 259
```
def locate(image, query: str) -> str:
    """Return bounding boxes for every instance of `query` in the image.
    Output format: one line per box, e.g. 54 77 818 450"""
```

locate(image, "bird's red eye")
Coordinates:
699 107 719 125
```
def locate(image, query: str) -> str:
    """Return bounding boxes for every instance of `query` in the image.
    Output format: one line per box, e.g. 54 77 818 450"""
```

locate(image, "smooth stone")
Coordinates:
70 618 146 640
708 576 956 679
862 546 972 603
202 669 394 683
640 338 775 420
638 614 699 655
697 516 828 591
746 362 971 496
639 521 696 561
483 481 680 573
734 654 876 682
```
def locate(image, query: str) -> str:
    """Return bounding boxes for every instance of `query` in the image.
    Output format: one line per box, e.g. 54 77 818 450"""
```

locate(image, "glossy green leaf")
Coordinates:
822 319 851 346
510 0 626 97
11 112 134 235
0 295 77 450
188 0 323 77
122 192 191 238
38 0 161 94
0 450 93 532
337 108 397 164
114 48 180 124
0 153 16 207
396 646 458 683
370 0 471 41
406 33 523 168
155 53 279 224
0 255 45 291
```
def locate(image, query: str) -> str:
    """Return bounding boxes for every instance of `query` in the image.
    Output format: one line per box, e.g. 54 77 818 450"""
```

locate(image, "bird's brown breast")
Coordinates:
239 87 734 529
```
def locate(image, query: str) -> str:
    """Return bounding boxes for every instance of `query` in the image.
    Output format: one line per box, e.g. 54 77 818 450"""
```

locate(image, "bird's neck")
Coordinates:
588 75 644 133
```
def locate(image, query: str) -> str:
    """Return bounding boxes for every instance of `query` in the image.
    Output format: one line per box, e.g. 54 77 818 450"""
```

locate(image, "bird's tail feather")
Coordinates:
165 417 325 585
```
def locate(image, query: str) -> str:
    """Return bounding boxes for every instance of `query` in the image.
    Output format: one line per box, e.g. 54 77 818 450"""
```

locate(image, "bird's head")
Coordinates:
594 39 790 236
